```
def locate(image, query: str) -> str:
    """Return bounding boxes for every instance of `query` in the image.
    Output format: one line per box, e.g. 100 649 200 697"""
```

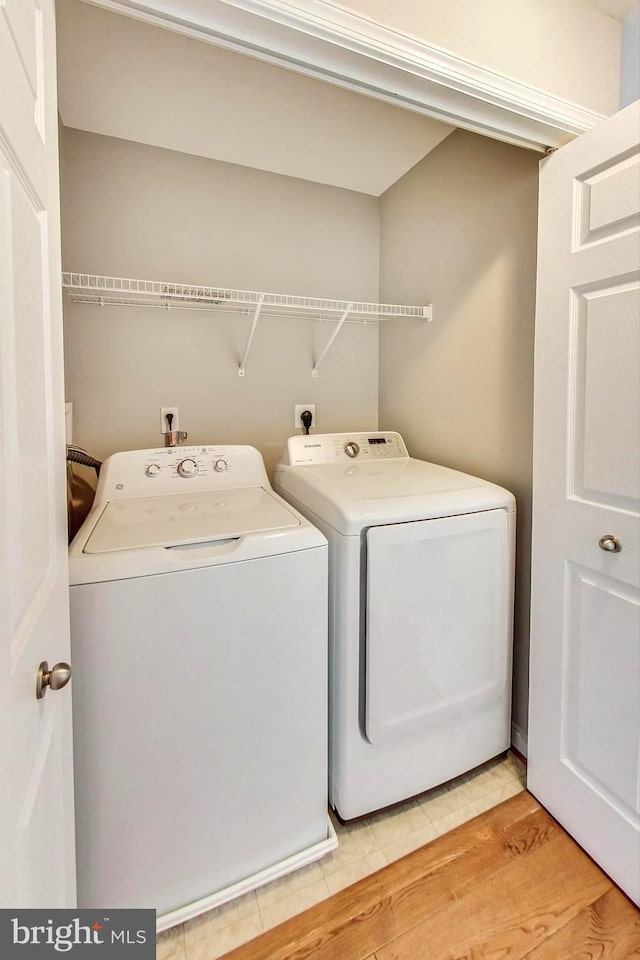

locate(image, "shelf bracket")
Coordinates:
238 294 265 376
312 303 353 377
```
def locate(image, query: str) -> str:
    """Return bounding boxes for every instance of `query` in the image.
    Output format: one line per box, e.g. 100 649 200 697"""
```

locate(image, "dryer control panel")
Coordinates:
92 445 270 505
281 432 408 465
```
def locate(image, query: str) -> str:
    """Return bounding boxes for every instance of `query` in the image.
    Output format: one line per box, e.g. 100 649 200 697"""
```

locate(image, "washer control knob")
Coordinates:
177 458 198 478
214 459 229 473
344 441 360 459
145 463 161 477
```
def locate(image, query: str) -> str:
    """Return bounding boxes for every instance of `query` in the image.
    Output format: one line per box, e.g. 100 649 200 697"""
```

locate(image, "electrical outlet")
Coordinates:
161 406 179 434
294 404 316 430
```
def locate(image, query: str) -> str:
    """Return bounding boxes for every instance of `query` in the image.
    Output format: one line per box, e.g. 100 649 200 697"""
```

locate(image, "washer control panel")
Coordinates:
92 445 267 505
283 432 408 465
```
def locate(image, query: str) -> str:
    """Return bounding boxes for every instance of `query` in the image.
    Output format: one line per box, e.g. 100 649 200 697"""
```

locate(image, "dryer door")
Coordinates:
365 509 512 745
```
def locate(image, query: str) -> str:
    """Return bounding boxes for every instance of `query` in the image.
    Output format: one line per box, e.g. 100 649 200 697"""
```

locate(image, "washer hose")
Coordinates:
66 444 102 476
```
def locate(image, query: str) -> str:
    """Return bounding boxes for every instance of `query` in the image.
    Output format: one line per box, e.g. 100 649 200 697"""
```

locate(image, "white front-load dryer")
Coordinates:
69 444 335 929
273 432 516 820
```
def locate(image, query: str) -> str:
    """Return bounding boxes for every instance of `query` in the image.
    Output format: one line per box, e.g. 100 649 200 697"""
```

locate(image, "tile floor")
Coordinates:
157 752 526 960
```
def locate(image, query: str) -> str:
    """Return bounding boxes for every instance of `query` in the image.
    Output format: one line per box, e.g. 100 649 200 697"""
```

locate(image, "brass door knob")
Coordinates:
598 535 622 554
36 661 72 700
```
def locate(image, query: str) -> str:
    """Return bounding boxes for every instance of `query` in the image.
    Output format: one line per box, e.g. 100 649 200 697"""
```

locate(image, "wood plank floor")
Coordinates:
222 792 640 960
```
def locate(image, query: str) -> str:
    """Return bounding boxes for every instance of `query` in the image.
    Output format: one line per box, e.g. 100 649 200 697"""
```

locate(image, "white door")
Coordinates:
0 1 76 906
528 100 640 904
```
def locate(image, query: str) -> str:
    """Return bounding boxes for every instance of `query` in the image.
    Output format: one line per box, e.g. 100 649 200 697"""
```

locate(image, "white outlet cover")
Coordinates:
294 404 316 429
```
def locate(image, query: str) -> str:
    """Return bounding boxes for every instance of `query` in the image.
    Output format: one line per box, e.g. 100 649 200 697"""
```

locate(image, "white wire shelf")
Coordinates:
62 273 432 376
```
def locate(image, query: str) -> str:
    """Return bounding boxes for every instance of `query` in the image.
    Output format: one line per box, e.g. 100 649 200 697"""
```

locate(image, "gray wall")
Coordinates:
378 129 539 747
61 128 380 470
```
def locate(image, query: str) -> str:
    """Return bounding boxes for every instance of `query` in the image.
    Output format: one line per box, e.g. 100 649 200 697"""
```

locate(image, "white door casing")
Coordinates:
528 100 640 904
0 1 76 906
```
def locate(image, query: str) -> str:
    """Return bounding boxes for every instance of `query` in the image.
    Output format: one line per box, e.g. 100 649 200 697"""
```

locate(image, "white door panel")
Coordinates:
0 1 76 907
3 1 40 103
529 100 640 905
572 282 639 510
576 148 639 245
564 566 639 818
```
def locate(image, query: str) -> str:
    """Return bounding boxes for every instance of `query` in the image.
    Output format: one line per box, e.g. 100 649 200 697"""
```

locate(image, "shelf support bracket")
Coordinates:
312 303 353 377
238 294 265 376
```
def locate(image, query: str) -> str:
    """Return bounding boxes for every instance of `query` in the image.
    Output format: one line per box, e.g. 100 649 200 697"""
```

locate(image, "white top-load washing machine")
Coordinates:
274 432 516 820
69 444 335 930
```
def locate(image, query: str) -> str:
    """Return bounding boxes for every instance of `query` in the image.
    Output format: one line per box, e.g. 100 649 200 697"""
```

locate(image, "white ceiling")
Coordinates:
584 0 638 18
56 0 454 196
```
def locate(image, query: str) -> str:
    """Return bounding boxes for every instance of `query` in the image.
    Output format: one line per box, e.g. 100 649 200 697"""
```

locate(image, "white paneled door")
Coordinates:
529 101 640 904
0 2 76 906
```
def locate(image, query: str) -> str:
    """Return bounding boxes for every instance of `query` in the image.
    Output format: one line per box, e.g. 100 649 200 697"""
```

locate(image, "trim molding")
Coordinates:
84 0 606 152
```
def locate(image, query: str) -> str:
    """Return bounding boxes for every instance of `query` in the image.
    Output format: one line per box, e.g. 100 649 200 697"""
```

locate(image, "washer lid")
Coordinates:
83 486 300 554
274 458 514 534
